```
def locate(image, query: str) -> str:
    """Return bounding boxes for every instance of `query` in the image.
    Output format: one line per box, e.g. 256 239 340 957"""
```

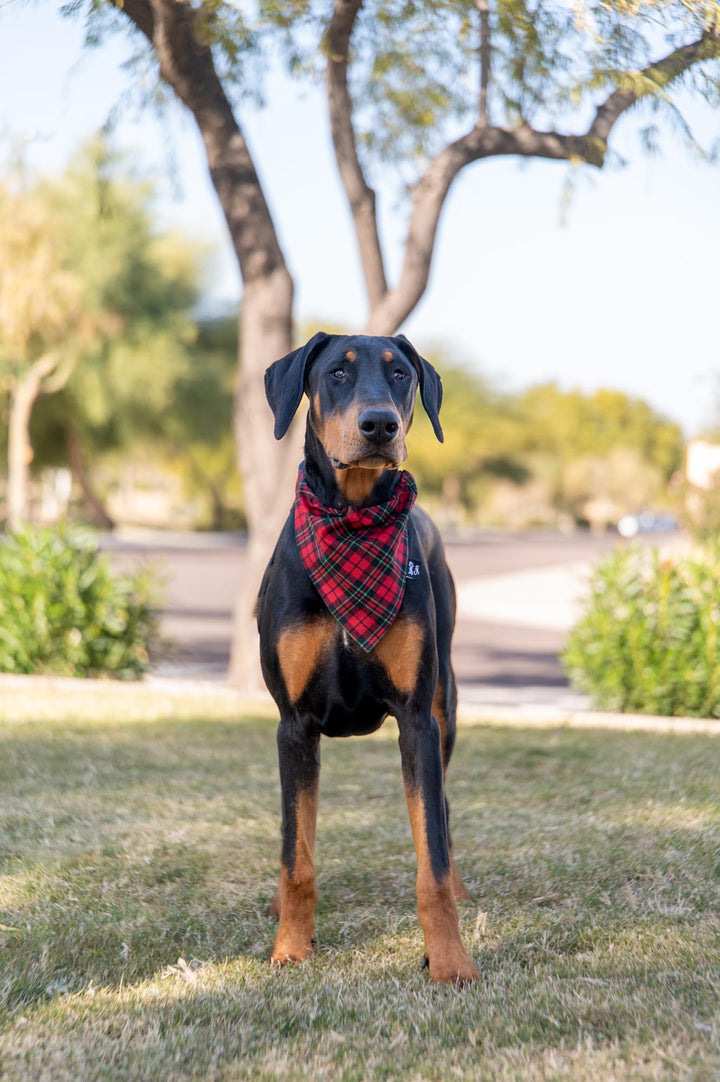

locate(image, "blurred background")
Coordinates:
1 1 719 705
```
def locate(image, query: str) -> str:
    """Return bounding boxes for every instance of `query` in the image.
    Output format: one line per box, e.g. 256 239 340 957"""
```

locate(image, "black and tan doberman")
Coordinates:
257 331 478 984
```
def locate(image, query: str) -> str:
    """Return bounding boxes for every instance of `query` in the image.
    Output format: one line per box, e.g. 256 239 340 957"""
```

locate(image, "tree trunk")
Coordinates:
65 423 115 530
111 0 299 691
6 354 66 531
229 269 301 691
7 379 37 531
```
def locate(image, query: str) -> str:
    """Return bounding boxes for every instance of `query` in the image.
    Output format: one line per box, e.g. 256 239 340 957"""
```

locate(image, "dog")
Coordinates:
257 332 478 984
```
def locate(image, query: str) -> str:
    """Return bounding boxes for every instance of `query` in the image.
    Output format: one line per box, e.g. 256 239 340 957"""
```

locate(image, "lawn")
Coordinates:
0 685 718 1081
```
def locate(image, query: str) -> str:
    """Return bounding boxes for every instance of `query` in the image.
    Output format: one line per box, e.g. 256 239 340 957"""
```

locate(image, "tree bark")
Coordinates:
7 353 63 531
326 0 388 312
65 422 115 530
230 270 303 690
475 0 491 126
113 0 298 690
7 382 35 531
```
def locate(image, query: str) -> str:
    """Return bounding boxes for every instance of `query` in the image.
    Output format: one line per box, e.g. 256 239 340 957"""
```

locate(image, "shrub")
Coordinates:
562 544 720 718
0 524 160 679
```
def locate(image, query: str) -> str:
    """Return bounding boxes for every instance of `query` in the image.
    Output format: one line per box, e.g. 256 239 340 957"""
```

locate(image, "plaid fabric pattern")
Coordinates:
294 467 418 653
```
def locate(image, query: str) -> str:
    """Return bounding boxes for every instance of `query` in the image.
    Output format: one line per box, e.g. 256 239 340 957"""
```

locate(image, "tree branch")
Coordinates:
475 0 491 126
587 29 720 150
111 0 288 285
325 0 388 310
365 28 720 334
41 352 77 396
23 352 64 396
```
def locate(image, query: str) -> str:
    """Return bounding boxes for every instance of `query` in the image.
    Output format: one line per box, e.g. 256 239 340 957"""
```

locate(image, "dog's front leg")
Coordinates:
270 718 320 965
398 713 479 984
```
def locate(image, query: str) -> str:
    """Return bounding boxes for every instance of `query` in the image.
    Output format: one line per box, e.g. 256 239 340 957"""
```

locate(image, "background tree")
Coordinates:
405 371 683 526
166 317 244 531
405 356 528 521
29 140 202 526
513 383 684 526
0 166 94 530
73 0 720 685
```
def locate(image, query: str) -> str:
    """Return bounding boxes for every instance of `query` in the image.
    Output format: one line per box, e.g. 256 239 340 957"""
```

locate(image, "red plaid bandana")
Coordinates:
294 467 418 652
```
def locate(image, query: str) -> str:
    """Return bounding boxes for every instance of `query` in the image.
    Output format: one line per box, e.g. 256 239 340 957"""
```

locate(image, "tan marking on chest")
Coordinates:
278 618 336 702
335 466 383 505
373 618 424 695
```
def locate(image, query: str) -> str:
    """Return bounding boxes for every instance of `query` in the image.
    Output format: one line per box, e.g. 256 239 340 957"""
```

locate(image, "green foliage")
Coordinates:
686 483 720 540
405 361 683 525
70 1 720 180
0 524 159 678
406 355 526 504
255 0 720 172
563 544 720 717
166 317 244 530
46 139 201 448
515 384 684 480
21 139 228 526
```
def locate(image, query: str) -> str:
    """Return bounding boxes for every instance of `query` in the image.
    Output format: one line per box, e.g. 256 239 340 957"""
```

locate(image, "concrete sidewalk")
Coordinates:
2 671 717 735
148 553 597 716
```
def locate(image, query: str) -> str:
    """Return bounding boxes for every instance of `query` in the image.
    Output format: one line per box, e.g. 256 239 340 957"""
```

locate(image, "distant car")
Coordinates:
617 511 679 538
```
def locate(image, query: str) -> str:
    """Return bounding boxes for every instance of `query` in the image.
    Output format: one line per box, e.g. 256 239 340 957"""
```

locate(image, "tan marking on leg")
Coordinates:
268 887 281 918
432 680 471 902
335 466 383 505
450 860 471 903
271 786 319 965
373 619 424 695
278 618 335 703
432 682 449 771
405 790 479 984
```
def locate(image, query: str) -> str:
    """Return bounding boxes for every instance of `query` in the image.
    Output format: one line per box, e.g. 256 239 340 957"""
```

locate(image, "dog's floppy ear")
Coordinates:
393 334 444 443
264 331 333 440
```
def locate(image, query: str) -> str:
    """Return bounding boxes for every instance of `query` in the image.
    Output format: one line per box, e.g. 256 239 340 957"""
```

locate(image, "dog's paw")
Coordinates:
425 948 479 986
270 930 316 966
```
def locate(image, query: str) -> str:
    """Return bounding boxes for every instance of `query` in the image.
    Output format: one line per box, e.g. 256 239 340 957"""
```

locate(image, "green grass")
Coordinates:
1 689 719 1081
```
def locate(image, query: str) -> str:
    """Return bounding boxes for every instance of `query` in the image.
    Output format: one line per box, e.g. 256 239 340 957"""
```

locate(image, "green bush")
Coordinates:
0 524 160 679
562 544 720 718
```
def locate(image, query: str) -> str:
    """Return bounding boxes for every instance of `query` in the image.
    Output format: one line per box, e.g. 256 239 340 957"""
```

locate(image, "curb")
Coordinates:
1 672 718 735
456 703 720 735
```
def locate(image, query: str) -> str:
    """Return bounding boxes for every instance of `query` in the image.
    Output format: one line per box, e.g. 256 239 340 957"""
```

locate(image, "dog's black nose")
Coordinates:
358 408 400 444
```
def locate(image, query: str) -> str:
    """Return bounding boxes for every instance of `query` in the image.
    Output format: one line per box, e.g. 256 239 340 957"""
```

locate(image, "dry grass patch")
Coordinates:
1 691 719 1080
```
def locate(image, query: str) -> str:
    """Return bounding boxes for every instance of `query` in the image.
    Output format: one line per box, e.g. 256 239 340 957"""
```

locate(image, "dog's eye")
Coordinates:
393 369 408 381
331 368 347 381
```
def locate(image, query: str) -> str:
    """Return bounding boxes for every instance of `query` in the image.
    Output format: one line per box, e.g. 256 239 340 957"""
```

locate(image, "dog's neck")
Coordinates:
303 420 399 509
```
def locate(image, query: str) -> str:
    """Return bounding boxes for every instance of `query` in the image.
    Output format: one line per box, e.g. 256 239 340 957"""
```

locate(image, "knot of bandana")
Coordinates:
294 466 418 652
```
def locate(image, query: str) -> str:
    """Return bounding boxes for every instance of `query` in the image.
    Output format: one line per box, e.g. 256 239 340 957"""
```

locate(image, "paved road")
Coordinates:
106 529 659 691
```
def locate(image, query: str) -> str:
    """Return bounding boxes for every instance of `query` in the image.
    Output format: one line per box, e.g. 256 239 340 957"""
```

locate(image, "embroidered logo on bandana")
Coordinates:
294 467 418 653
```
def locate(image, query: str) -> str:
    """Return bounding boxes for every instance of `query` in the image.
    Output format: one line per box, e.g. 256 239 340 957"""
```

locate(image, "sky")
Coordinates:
1 1 719 436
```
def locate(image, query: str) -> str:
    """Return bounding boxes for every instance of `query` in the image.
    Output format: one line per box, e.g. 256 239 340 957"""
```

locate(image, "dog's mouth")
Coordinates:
331 454 400 470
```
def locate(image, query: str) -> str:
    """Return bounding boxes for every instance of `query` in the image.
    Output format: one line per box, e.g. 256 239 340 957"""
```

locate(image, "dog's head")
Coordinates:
265 333 443 469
